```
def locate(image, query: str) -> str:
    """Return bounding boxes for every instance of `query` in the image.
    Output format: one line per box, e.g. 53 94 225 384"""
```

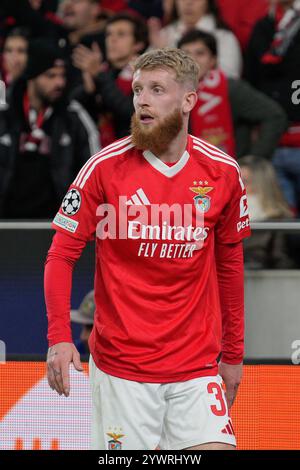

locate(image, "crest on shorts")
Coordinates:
190 183 213 213
107 431 125 450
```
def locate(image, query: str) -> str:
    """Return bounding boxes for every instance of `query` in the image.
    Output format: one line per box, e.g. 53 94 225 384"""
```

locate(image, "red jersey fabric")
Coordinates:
47 134 250 382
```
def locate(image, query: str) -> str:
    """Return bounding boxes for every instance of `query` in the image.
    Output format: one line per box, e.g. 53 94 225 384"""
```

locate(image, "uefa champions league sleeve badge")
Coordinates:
62 189 82 216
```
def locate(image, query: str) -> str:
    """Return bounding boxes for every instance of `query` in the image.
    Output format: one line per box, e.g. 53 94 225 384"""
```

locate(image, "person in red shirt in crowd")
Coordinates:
216 0 268 50
178 29 287 159
45 48 250 450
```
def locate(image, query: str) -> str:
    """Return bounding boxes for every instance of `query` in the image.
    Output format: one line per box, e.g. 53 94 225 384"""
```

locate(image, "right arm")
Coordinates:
45 152 104 396
45 231 86 397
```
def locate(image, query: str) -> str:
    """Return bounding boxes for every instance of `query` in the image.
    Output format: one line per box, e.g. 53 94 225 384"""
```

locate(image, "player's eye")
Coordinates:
133 87 142 95
153 86 163 94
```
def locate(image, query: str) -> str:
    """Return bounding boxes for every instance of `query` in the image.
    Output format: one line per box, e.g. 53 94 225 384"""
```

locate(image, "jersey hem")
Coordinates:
91 356 218 383
160 435 237 450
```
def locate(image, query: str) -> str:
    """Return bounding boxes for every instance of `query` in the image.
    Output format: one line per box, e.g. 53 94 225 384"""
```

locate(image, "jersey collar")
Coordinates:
142 140 190 178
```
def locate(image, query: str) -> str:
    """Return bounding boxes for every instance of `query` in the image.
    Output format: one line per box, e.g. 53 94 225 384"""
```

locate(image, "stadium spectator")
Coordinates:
72 12 148 146
0 39 99 219
178 30 287 159
0 28 30 89
71 290 95 354
149 0 242 78
216 0 268 50
245 0 300 214
0 0 107 92
59 0 105 47
240 155 295 269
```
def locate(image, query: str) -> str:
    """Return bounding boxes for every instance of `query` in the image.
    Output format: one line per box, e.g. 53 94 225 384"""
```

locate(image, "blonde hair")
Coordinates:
132 47 200 90
239 155 292 219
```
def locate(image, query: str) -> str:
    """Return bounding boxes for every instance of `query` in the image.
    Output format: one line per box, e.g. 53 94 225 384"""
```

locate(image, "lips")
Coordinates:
139 113 154 123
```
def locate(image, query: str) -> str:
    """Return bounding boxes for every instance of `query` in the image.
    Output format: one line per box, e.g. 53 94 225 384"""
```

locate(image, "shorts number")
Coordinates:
207 382 227 416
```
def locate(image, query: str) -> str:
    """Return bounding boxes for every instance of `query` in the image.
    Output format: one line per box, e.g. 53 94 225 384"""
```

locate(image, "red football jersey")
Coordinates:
52 134 250 382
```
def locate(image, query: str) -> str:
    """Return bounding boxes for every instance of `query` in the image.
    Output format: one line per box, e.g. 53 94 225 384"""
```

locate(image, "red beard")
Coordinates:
131 108 183 156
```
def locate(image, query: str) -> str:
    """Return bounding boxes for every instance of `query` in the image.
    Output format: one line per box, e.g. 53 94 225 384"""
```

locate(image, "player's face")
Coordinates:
180 41 216 80
132 67 191 128
131 67 197 155
34 66 66 104
106 21 142 67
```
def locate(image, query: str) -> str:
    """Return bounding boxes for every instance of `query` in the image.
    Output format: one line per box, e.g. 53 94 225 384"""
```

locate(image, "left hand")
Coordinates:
218 361 243 409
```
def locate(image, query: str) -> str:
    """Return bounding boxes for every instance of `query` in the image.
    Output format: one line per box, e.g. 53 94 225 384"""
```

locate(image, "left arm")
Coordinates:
214 163 251 407
215 241 244 409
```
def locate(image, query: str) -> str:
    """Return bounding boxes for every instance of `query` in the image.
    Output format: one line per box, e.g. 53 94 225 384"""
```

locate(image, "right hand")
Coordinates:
47 342 83 397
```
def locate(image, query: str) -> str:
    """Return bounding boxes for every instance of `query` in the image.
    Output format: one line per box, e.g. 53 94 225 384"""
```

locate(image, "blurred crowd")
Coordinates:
0 0 300 267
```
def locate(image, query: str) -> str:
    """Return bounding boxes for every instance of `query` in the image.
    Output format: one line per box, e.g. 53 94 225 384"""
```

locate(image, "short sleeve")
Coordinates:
215 171 251 244
52 171 104 242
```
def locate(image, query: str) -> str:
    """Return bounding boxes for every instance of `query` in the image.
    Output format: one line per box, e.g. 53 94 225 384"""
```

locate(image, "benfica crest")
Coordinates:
107 432 124 450
189 185 214 213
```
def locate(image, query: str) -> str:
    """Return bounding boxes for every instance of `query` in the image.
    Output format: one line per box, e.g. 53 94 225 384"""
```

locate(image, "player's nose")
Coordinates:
135 89 151 108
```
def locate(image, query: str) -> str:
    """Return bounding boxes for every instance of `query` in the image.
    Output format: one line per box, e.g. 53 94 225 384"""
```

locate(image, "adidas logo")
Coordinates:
221 420 235 435
126 188 151 206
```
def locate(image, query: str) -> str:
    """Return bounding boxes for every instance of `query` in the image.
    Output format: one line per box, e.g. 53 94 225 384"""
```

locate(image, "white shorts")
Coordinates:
89 355 236 450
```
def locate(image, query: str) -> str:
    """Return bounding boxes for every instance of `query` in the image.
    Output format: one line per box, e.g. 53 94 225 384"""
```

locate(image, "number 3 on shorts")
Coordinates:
207 382 227 416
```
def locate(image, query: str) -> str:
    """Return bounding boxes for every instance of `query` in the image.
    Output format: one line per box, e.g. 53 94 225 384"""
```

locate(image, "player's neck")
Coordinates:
157 128 188 164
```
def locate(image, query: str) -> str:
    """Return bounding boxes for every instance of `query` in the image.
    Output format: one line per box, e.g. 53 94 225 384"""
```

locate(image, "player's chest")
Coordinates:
101 165 228 228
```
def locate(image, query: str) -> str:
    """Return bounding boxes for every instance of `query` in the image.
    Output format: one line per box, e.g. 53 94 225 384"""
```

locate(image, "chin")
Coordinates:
140 122 156 130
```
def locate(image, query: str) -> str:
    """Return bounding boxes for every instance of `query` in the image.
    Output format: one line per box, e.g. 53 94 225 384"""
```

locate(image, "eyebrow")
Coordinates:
132 81 165 87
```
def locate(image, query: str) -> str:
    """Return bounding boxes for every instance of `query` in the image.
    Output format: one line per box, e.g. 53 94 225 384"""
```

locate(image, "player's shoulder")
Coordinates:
190 134 242 184
72 135 135 190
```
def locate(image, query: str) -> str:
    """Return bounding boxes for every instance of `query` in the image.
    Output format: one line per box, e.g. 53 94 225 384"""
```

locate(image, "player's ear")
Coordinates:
182 91 198 114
